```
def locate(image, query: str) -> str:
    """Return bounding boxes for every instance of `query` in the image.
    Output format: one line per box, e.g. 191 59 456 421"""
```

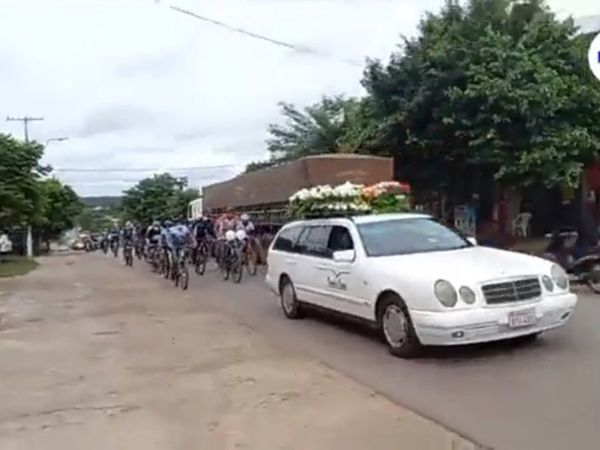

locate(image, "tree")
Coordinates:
0 134 46 228
121 173 198 224
37 178 83 239
245 95 362 171
362 0 600 192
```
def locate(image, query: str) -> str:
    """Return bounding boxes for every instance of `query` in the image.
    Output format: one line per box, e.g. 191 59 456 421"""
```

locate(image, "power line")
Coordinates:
167 4 362 68
52 163 236 173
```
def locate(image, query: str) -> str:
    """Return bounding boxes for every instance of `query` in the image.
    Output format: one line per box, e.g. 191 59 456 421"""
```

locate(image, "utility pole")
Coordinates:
6 116 44 142
6 115 44 258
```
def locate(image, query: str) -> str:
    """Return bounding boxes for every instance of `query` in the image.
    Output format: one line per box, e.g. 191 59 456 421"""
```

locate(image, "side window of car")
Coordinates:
273 225 304 253
327 226 354 252
298 225 332 258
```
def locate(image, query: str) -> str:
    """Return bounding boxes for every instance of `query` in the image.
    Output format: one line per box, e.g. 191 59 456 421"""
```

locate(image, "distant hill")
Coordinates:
81 196 122 209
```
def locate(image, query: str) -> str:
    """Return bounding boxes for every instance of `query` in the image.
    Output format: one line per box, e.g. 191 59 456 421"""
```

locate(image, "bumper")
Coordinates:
411 293 578 346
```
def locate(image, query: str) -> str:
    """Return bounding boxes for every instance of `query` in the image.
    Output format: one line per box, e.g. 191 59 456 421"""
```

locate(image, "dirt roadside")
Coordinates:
0 254 479 450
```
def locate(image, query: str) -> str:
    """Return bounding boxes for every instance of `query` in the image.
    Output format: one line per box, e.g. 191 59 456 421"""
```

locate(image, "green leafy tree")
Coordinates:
37 178 83 239
0 134 46 228
245 96 363 172
362 0 600 192
122 173 198 223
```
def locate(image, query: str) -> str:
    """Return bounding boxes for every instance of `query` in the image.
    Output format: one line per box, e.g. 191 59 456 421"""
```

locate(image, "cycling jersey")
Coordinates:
165 224 191 250
146 226 162 244
216 216 238 238
121 228 135 243
237 220 255 235
194 219 215 239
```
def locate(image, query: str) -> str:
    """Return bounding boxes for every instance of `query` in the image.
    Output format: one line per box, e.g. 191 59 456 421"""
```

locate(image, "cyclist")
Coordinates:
146 220 162 246
121 221 135 261
108 227 120 253
215 208 238 263
165 220 193 270
237 213 255 235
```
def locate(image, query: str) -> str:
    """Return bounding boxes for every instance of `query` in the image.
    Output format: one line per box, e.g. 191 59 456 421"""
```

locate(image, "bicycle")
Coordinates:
220 239 243 283
110 240 119 258
173 247 190 290
123 241 134 267
193 235 213 276
134 239 145 260
241 236 258 276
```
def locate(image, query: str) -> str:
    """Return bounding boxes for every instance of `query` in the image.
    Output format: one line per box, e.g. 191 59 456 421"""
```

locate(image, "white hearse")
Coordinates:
266 213 577 357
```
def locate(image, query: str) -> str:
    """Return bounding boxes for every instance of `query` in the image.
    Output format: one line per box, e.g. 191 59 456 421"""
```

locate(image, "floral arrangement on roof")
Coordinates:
288 180 410 217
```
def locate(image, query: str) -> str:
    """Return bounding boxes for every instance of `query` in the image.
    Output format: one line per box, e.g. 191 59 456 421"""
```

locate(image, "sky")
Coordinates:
0 0 597 196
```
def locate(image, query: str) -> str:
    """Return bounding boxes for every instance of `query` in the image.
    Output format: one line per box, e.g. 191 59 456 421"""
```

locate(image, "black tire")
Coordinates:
246 246 258 276
377 294 421 358
221 261 230 281
232 257 243 284
279 277 304 319
180 265 189 290
162 253 170 280
586 263 600 294
195 247 207 276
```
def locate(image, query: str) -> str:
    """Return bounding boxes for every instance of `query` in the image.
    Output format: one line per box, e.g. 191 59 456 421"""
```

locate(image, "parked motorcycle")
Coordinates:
543 230 600 293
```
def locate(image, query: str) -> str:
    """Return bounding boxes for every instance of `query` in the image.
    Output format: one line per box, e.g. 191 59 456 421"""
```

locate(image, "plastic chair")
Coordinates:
512 212 532 237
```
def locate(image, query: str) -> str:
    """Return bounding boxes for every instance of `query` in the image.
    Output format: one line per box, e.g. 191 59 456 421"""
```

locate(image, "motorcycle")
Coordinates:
543 230 600 293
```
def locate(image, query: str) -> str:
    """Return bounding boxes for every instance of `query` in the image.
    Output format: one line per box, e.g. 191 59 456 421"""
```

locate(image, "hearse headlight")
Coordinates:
434 280 458 307
551 264 568 290
541 275 554 292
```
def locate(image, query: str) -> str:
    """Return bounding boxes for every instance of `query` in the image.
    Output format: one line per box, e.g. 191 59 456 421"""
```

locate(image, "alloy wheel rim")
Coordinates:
282 284 295 313
383 305 407 348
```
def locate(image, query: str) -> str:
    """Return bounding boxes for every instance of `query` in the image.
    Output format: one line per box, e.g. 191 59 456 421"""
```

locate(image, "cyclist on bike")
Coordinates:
108 227 120 251
237 213 255 235
146 220 162 246
165 220 193 268
215 208 238 265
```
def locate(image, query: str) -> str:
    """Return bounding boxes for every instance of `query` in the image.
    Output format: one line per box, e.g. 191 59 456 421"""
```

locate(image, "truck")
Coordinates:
199 154 394 229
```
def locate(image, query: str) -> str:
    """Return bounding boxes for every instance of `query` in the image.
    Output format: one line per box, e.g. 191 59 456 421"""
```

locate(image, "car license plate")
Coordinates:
508 308 536 328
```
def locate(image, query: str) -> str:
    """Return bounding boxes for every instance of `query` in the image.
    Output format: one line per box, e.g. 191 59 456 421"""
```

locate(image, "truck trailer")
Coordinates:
201 154 394 228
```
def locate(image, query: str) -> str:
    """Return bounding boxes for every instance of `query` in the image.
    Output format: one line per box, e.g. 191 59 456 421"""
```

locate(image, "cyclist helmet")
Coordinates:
163 220 173 228
225 230 236 241
240 213 249 222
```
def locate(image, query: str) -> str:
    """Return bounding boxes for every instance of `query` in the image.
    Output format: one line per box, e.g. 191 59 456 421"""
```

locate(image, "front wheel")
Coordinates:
586 263 600 294
231 257 243 284
179 264 189 290
378 295 421 358
245 244 258 276
195 246 207 276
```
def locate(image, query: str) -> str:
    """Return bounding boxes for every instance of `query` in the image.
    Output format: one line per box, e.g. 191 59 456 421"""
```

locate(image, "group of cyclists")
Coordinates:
98 209 259 288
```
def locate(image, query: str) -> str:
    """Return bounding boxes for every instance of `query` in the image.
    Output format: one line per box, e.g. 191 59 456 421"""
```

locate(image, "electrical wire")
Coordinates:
167 4 363 68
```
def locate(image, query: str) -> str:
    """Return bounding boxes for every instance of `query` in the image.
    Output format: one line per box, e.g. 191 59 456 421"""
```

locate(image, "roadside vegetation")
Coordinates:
0 256 38 278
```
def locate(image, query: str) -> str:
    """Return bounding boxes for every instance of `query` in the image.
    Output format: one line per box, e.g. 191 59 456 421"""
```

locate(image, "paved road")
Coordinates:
124 255 599 450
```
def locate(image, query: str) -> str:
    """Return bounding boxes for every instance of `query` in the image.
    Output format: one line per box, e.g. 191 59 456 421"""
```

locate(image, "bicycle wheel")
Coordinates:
232 254 243 284
162 252 171 279
196 245 207 276
180 263 189 290
246 244 258 276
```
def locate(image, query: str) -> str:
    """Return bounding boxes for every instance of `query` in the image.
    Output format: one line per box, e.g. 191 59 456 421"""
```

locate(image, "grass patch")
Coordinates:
0 256 38 278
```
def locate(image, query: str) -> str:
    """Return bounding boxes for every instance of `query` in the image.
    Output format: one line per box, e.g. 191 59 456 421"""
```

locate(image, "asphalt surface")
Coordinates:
123 254 599 450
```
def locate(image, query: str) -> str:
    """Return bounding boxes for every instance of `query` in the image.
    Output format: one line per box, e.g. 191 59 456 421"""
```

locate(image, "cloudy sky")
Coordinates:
0 0 597 196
